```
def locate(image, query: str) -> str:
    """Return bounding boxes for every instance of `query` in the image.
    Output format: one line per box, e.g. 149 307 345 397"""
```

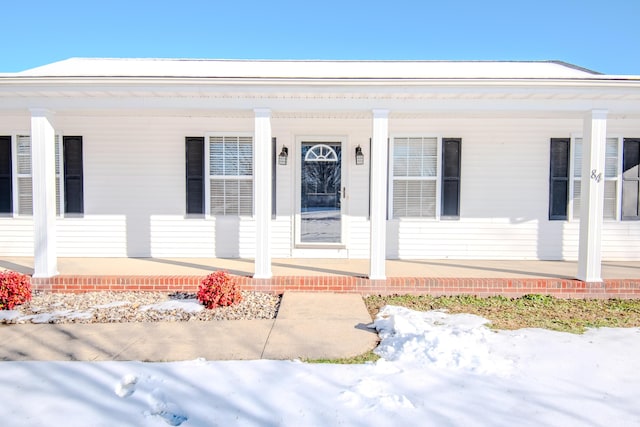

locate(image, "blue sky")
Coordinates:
2 0 638 74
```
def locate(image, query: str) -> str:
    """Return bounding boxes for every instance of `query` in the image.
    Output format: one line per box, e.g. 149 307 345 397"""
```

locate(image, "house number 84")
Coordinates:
591 169 602 183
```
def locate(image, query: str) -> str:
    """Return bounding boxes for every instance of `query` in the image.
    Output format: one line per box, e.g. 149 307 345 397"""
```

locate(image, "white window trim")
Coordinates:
568 134 577 221
204 132 254 218
388 134 443 220
568 134 622 222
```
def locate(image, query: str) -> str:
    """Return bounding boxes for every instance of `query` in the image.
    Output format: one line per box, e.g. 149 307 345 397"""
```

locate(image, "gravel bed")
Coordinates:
0 291 281 324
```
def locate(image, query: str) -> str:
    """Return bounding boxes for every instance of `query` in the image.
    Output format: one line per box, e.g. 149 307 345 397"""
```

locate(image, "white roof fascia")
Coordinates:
2 76 640 91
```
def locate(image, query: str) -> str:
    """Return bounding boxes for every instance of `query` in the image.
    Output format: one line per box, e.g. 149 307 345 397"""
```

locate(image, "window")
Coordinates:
549 138 570 220
622 138 640 220
549 136 635 221
186 135 256 216
390 136 461 219
208 135 253 216
0 135 83 216
572 137 618 220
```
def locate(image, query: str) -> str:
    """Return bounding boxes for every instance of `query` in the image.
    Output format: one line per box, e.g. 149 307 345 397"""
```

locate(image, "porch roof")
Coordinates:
1 59 639 116
3 58 605 80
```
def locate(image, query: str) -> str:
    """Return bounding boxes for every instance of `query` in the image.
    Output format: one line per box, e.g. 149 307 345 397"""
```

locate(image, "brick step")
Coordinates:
30 275 640 298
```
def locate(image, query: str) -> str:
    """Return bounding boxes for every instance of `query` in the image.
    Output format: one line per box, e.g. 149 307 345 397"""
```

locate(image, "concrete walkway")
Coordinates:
0 292 379 362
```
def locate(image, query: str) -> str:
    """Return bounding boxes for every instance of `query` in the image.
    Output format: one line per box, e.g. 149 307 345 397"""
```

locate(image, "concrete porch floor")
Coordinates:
1 257 639 280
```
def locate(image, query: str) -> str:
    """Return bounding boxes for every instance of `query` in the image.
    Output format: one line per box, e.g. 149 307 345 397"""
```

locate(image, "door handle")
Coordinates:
343 187 346 199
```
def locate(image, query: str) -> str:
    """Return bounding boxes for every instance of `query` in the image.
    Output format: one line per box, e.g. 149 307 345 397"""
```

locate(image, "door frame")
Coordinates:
294 135 348 249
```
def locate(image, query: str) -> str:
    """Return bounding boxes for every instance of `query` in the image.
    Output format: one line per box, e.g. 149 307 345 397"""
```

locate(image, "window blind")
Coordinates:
16 135 32 215
209 136 253 216
392 137 437 218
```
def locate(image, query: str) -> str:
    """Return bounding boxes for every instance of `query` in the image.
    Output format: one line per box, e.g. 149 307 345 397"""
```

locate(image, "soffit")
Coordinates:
2 83 640 101
2 75 640 116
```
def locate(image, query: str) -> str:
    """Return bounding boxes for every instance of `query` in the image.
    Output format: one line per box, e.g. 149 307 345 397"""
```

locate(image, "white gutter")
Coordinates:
1 76 640 91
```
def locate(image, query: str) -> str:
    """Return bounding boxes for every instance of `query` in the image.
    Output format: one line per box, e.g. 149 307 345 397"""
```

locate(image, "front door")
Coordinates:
299 141 342 244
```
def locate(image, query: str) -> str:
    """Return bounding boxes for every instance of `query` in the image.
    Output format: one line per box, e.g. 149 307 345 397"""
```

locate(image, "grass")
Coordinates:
365 294 640 334
305 351 380 365
307 294 640 364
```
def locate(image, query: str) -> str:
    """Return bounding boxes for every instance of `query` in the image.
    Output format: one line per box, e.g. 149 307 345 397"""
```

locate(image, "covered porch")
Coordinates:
2 59 640 295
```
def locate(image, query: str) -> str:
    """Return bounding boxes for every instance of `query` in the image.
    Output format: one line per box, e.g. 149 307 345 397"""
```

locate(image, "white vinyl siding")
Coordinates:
208 135 253 216
571 137 619 220
391 137 438 218
1 114 636 261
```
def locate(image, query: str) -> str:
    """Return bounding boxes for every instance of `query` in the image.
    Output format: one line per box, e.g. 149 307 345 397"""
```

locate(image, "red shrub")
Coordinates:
197 271 242 309
0 271 32 310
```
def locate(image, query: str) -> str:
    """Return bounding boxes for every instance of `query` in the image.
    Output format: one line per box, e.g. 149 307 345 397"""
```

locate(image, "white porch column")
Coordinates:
30 109 58 278
253 109 272 279
577 109 608 282
370 109 389 280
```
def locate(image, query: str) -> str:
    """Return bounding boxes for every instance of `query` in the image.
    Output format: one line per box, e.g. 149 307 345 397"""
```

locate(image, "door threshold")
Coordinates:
295 244 346 250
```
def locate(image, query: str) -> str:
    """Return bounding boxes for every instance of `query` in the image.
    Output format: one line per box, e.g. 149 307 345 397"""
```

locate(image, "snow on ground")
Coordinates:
1 305 639 426
0 299 204 324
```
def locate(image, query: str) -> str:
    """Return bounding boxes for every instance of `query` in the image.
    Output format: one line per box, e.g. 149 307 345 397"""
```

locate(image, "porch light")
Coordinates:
355 145 364 165
278 145 289 165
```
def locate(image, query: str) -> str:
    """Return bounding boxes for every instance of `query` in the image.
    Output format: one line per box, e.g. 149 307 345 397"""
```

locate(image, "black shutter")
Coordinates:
549 138 570 220
622 138 640 220
441 138 461 218
186 137 205 215
0 136 12 214
63 136 84 214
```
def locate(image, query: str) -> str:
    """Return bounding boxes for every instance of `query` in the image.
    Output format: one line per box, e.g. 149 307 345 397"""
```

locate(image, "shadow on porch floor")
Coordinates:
1 257 639 279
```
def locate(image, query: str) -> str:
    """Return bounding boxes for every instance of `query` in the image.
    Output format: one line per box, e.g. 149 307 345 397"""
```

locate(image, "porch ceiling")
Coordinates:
2 84 640 100
0 108 638 121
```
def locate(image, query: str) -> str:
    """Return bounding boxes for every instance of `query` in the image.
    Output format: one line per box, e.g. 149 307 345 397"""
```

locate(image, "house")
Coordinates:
0 58 639 288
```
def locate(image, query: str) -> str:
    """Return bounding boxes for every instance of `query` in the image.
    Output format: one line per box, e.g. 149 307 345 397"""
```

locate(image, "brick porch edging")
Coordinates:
29 275 640 298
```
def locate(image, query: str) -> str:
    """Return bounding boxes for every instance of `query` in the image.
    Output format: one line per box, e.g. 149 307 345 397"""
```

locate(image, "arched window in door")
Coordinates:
304 144 338 162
